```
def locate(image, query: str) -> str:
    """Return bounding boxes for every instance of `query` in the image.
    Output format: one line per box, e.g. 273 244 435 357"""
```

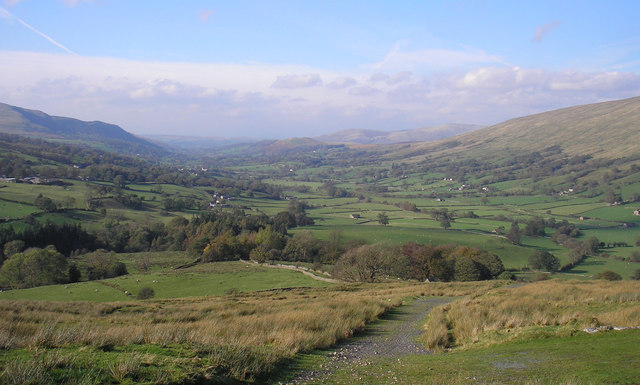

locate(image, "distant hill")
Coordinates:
144 135 260 150
0 102 165 157
215 137 345 157
315 124 482 144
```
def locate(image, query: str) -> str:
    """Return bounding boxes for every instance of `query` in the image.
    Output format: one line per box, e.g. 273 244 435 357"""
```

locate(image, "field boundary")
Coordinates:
241 260 342 283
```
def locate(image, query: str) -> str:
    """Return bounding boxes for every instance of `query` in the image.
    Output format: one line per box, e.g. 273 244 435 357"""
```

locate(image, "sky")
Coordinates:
1 1 639 138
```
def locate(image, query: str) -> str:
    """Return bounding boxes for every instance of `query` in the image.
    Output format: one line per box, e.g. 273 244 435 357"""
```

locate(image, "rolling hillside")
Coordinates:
0 102 165 156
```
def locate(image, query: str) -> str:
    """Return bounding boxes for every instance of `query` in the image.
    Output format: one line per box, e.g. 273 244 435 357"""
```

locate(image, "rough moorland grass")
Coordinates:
423 280 640 351
0 281 500 383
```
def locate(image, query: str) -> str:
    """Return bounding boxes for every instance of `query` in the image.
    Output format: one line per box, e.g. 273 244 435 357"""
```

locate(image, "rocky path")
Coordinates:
283 297 453 384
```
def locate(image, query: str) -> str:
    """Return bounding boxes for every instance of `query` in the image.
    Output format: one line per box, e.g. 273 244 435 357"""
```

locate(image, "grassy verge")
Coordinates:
313 329 640 384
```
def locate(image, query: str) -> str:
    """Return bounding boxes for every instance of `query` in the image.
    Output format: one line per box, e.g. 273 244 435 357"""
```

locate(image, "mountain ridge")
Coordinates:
0 102 165 157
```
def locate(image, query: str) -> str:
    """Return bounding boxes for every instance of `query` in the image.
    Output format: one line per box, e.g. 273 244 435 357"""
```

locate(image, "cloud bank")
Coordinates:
0 50 639 138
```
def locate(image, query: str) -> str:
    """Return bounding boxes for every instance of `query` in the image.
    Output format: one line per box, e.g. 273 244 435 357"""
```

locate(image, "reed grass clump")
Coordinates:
423 280 640 350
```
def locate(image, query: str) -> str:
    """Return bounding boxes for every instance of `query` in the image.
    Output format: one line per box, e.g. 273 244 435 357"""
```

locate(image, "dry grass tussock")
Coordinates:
423 280 640 351
0 281 500 381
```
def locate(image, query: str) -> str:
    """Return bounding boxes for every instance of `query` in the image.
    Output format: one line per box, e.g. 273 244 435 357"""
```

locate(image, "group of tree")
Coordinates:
0 222 98 259
430 208 455 229
332 242 505 283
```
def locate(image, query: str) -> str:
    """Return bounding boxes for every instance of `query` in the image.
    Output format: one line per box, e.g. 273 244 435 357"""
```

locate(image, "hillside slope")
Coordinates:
421 96 640 159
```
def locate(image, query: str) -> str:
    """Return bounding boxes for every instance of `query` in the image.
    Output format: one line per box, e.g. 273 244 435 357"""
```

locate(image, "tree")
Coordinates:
85 249 128 280
3 240 25 258
202 231 240 262
473 252 505 278
322 229 344 263
439 218 451 229
506 223 521 245
400 201 417 212
332 243 389 282
377 212 389 226
0 246 67 289
631 269 640 281
68 263 81 283
603 190 622 204
282 230 320 262
584 236 600 254
593 270 622 281
34 194 57 212
136 286 155 300
400 243 453 282
453 256 482 281
524 217 546 237
113 174 126 189
528 250 560 272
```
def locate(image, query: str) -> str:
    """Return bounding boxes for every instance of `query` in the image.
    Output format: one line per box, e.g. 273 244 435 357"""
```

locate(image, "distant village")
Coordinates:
209 193 232 208
0 176 67 185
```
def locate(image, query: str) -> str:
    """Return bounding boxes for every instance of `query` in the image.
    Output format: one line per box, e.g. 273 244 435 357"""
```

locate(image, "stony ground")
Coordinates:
282 297 452 384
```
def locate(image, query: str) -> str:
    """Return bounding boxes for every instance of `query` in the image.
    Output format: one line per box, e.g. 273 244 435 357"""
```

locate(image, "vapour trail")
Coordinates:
0 5 77 55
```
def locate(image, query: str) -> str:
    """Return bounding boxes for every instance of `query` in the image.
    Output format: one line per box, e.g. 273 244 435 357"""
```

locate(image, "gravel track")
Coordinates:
283 297 453 384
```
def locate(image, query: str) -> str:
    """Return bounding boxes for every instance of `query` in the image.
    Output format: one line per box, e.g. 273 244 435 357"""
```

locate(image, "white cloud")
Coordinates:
59 0 93 6
200 10 213 24
0 51 638 137
533 20 562 43
271 74 323 89
2 0 24 7
369 42 509 73
349 85 379 96
326 76 357 89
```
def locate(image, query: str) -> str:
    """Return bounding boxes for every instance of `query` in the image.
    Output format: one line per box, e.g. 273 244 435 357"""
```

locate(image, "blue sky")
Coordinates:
1 0 639 138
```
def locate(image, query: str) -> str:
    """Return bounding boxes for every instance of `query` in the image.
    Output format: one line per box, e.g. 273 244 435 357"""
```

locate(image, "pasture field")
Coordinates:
581 227 640 247
564 256 637 280
259 171 640 278
582 204 640 223
0 260 331 302
0 181 87 208
2 161 640 282
0 199 38 219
